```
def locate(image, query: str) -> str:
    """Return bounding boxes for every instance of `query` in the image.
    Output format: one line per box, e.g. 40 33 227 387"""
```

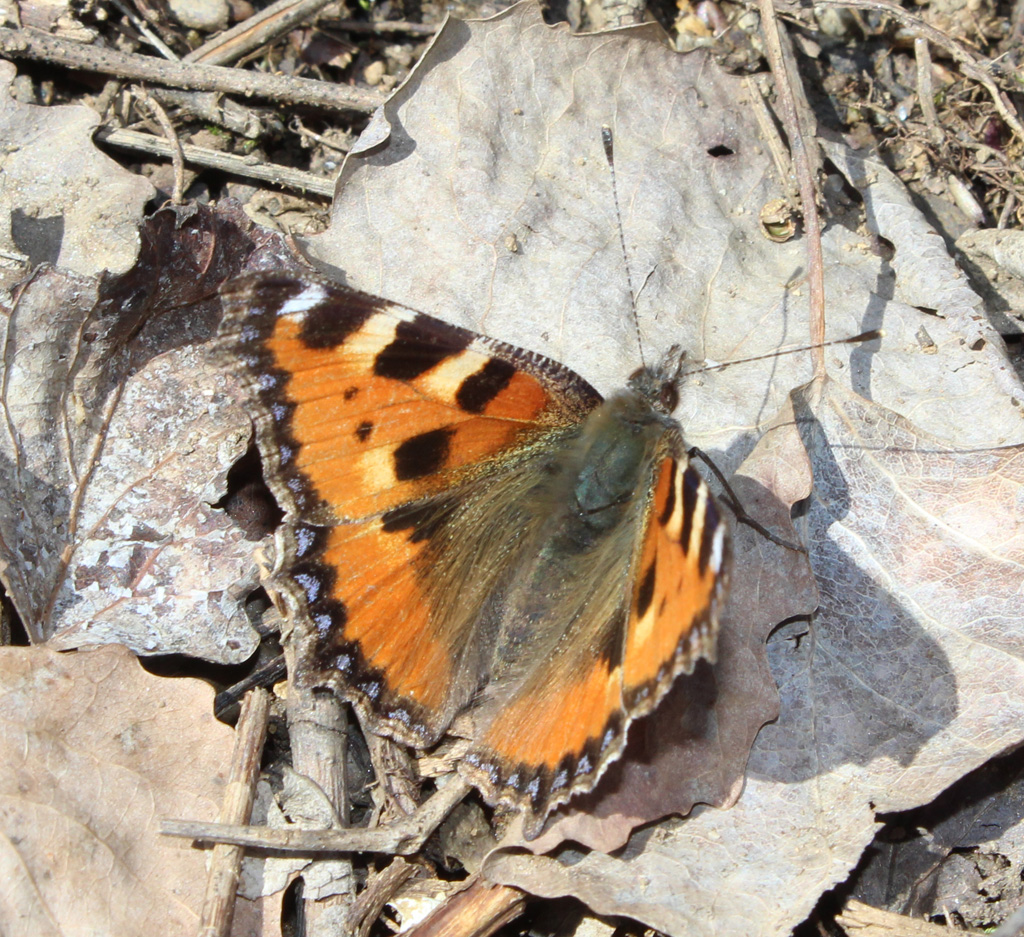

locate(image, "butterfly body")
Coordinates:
221 273 729 835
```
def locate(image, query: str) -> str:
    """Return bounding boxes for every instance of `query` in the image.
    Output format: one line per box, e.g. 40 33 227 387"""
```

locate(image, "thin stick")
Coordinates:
745 74 800 204
198 687 271 937
108 0 180 60
758 0 826 373
407 878 527 937
0 28 382 114
131 87 186 203
95 127 336 196
184 0 338 67
322 18 437 35
913 37 943 146
161 774 472 855
346 858 419 937
997 192 1016 230
288 686 353 934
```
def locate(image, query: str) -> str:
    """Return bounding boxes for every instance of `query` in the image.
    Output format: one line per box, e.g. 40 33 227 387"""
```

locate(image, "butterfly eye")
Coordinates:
659 382 679 413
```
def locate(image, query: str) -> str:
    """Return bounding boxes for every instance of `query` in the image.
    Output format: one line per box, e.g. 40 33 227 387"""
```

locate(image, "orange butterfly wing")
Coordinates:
219 274 601 745
621 455 728 708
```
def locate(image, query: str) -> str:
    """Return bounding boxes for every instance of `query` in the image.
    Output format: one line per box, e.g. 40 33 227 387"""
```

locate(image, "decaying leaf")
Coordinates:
0 644 233 937
0 204 287 662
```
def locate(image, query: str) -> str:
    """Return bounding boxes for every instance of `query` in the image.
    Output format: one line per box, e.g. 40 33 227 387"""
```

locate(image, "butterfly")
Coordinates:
219 272 729 837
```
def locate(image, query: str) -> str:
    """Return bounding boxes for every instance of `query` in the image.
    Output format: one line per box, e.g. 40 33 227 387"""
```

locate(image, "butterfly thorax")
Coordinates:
561 388 680 541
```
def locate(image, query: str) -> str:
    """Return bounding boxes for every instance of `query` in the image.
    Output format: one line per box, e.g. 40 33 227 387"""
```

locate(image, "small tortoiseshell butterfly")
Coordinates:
220 271 729 837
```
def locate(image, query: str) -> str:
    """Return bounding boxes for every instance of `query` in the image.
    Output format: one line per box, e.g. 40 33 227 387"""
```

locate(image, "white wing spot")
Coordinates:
710 525 725 573
278 284 328 316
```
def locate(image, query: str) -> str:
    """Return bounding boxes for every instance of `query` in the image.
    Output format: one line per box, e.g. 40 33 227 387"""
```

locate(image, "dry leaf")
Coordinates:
0 204 287 661
0 644 232 937
0 61 154 293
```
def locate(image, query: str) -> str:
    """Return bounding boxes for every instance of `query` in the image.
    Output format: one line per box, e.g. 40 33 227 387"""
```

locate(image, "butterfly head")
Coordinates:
627 345 686 415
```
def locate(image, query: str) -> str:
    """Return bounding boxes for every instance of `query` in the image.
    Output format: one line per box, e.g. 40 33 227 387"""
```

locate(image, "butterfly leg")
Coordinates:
686 446 807 554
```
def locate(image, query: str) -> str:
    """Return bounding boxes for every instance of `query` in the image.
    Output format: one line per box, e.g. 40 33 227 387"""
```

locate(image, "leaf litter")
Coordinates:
0 0 1021 934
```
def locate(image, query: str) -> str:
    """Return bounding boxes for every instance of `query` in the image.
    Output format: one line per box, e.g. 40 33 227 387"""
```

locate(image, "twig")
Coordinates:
997 192 1017 229
913 37 943 146
322 17 437 36
346 858 419 937
150 88 266 139
107 0 180 60
288 687 354 934
130 86 186 203
0 28 383 113
757 0 826 369
813 0 1024 147
95 126 336 196
290 115 351 152
744 73 800 204
406 878 527 937
214 653 287 719
199 687 271 937
184 0 338 67
160 774 472 855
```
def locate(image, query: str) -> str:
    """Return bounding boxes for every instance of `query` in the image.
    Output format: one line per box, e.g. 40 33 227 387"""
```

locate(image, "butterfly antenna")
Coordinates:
602 126 646 368
682 329 884 376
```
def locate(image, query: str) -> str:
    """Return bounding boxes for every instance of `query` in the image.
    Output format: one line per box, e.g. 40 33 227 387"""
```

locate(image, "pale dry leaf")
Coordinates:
0 61 154 294
300 3 1018 468
0 205 271 661
0 644 232 937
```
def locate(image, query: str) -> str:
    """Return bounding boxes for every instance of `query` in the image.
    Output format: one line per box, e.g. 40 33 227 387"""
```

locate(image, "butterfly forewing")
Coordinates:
622 455 728 711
